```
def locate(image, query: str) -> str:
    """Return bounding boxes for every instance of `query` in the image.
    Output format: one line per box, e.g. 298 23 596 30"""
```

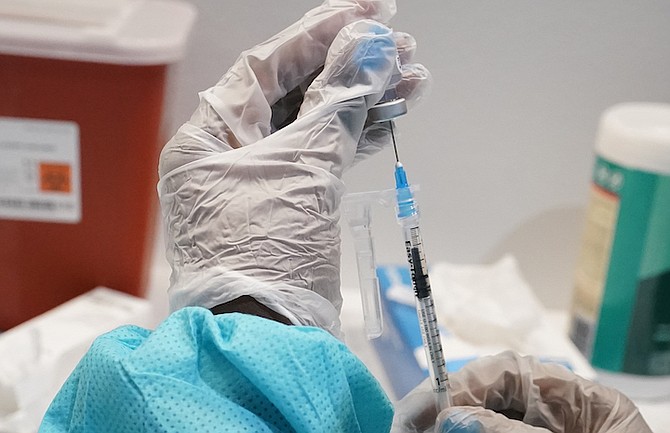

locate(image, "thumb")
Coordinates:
437 407 552 433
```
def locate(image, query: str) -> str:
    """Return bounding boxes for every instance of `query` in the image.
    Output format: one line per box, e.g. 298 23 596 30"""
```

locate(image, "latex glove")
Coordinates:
392 351 652 433
158 0 430 338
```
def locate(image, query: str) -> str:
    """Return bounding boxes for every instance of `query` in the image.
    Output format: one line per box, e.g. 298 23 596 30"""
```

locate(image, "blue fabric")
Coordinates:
39 308 393 433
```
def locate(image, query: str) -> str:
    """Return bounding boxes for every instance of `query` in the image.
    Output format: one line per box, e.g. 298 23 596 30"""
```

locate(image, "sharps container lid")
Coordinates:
0 0 197 64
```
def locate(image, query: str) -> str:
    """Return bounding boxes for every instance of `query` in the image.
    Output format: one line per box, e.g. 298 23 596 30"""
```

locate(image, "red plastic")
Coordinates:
0 54 167 330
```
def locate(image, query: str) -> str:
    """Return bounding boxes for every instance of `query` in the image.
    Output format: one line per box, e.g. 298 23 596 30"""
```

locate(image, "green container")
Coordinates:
570 103 670 378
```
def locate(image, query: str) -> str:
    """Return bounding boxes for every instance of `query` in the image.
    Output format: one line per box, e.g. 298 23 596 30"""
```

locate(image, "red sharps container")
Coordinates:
0 0 196 330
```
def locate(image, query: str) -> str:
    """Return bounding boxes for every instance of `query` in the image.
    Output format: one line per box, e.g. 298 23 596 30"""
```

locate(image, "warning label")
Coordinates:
0 117 81 223
40 163 72 193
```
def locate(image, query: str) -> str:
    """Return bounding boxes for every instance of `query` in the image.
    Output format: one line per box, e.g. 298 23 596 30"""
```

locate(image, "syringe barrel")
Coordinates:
416 297 451 401
398 212 452 410
398 214 431 299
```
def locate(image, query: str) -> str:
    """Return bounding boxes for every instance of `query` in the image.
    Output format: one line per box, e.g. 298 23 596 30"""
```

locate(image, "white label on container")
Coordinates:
0 117 81 223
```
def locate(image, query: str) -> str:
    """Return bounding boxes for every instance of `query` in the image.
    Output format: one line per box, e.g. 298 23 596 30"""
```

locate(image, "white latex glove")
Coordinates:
158 0 430 338
392 351 652 433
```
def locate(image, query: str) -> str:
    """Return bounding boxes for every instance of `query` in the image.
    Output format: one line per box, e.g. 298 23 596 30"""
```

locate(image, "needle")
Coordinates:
390 121 399 162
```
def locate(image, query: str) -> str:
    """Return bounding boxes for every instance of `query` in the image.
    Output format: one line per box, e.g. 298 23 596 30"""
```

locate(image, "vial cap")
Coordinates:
368 98 408 123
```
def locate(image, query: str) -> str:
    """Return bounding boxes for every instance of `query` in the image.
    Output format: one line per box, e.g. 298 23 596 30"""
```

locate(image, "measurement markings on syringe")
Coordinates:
406 227 431 299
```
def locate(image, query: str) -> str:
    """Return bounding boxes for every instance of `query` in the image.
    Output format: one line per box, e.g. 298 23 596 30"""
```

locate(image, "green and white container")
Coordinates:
570 103 670 389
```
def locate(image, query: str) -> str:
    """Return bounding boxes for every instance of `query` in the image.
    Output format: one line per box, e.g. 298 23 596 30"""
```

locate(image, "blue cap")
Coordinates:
394 163 417 218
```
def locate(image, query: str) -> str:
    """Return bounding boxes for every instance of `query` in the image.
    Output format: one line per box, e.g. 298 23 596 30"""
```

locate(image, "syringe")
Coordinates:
366 59 452 410
390 122 452 412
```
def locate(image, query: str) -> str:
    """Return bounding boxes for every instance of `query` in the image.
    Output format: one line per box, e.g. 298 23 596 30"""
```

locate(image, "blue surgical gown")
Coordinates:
39 307 393 433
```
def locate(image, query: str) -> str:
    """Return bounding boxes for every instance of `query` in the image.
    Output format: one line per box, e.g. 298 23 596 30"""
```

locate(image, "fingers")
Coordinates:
394 31 416 64
390 378 439 433
352 61 430 165
197 0 397 148
274 19 397 174
298 20 397 116
232 0 397 104
391 31 431 107
397 63 432 107
393 351 652 433
448 351 654 433
449 351 580 429
437 407 552 433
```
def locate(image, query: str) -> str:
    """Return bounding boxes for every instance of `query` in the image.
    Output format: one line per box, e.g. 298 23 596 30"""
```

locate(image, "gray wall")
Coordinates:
163 1 670 308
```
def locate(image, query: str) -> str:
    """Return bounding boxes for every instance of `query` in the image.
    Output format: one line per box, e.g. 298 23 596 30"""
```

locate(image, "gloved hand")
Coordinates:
391 351 652 433
158 0 430 338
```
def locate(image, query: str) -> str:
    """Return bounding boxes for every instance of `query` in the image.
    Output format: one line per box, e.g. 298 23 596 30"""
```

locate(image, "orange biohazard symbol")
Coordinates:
39 163 72 193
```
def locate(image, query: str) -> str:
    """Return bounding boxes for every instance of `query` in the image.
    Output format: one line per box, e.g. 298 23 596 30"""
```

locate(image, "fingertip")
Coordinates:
402 63 431 81
327 0 397 24
436 407 482 433
396 63 432 108
331 19 395 62
350 26 396 80
393 31 417 63
299 19 398 116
